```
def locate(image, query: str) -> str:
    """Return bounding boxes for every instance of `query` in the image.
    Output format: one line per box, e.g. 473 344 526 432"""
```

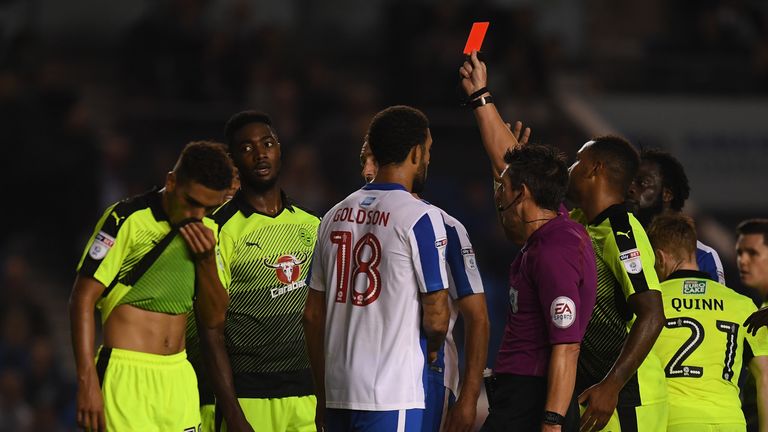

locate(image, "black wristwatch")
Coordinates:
542 410 566 426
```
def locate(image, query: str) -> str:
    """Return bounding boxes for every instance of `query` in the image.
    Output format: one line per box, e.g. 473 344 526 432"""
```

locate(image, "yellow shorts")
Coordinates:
580 401 668 432
97 346 200 432
202 395 316 432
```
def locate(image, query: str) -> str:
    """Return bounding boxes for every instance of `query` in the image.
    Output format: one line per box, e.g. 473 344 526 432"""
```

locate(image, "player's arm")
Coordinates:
578 290 664 432
303 288 327 431
421 290 450 363
195 312 253 432
182 222 229 328
69 275 107 432
444 293 489 432
749 355 768 432
459 51 529 177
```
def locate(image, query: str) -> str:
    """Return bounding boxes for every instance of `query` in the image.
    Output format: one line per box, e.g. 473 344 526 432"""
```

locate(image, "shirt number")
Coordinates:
330 231 382 306
664 316 739 381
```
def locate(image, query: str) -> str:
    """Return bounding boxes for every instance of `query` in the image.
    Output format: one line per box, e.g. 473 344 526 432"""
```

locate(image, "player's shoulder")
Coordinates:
100 188 164 236
111 188 160 219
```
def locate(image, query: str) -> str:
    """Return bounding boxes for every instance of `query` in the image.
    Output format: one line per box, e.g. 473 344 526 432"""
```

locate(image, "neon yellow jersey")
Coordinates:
186 191 320 400
77 189 224 323
654 270 768 426
570 204 667 406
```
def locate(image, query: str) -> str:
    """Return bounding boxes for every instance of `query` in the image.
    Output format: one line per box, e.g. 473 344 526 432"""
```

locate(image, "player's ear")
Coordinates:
166 171 176 192
662 188 673 205
409 144 421 166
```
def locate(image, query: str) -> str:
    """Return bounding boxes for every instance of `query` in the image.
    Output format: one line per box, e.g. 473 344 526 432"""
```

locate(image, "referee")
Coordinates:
186 111 321 432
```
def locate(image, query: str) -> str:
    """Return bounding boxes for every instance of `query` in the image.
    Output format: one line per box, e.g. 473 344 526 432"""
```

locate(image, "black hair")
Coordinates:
589 135 640 194
641 149 690 211
366 105 429 166
737 219 768 246
224 111 273 150
174 141 234 191
503 144 569 211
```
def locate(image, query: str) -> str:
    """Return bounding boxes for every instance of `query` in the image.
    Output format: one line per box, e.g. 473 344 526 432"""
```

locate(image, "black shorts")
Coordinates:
481 374 580 432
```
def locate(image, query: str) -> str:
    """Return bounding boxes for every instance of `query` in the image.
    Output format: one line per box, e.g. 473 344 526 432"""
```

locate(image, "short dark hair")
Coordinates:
647 213 697 260
224 111 273 149
737 219 768 246
641 149 690 211
174 141 234 191
366 105 429 166
503 144 568 211
589 135 639 194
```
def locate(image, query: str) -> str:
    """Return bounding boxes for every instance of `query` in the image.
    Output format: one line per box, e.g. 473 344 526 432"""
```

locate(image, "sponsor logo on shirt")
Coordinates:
264 253 307 287
683 280 707 295
360 196 376 207
435 238 448 248
619 248 642 274
551 296 576 329
461 247 477 270
88 231 115 260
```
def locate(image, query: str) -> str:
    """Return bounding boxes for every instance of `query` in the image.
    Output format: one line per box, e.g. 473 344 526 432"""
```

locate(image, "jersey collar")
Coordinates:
148 187 170 222
667 269 711 281
362 182 407 191
232 189 295 218
589 203 627 226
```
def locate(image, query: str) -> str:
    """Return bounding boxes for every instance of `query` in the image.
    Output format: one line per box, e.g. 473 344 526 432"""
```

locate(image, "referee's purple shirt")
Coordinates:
494 212 597 377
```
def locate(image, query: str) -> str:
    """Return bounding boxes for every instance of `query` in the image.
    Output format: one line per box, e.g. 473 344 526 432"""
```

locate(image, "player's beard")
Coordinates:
412 160 428 194
635 192 664 226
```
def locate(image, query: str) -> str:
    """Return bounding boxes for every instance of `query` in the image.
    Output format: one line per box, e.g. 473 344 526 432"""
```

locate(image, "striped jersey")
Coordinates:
696 240 725 284
570 204 667 407
186 191 320 399
309 183 449 410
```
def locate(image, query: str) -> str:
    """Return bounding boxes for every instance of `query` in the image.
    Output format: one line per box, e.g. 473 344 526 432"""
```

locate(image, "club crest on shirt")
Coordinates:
88 231 115 260
619 248 642 274
551 296 576 328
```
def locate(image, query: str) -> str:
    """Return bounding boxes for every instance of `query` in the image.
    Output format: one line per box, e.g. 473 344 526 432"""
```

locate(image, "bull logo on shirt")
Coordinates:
264 253 308 285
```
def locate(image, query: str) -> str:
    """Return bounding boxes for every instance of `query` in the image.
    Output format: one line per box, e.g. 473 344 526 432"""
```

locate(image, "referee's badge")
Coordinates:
88 231 115 260
509 286 518 313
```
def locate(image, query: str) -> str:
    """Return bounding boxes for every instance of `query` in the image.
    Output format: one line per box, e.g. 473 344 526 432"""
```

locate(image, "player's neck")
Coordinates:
241 184 283 216
583 188 624 222
373 167 413 192
521 206 557 241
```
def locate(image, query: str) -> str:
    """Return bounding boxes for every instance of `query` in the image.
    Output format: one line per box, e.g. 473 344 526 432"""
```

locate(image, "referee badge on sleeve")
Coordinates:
89 231 115 260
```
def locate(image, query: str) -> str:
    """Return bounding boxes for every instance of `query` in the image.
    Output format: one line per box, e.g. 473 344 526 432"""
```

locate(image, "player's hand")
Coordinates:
577 379 619 432
225 416 254 432
744 307 768 336
76 372 106 432
443 396 477 432
314 404 326 432
459 50 488 97
180 222 216 262
542 424 562 432
509 121 531 146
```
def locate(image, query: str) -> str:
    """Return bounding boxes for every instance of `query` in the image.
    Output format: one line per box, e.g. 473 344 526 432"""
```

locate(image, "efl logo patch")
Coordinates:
619 248 642 274
683 280 707 295
509 286 519 314
461 247 477 270
88 231 115 260
551 296 576 328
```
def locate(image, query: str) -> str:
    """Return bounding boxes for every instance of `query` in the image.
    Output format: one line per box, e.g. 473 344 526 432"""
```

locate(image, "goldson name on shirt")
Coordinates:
332 207 390 227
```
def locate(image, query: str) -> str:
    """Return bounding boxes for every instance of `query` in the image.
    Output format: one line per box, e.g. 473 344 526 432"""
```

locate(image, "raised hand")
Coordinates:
459 51 488 97
180 222 216 262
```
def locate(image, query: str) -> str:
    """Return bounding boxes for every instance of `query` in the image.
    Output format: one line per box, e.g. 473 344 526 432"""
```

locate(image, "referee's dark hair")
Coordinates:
589 135 640 195
503 144 568 212
367 105 429 166
224 111 274 151
174 141 234 191
641 149 690 211
737 219 768 246
647 213 697 260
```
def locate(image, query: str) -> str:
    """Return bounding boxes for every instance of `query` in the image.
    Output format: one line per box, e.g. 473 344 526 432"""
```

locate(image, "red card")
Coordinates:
463 22 489 55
